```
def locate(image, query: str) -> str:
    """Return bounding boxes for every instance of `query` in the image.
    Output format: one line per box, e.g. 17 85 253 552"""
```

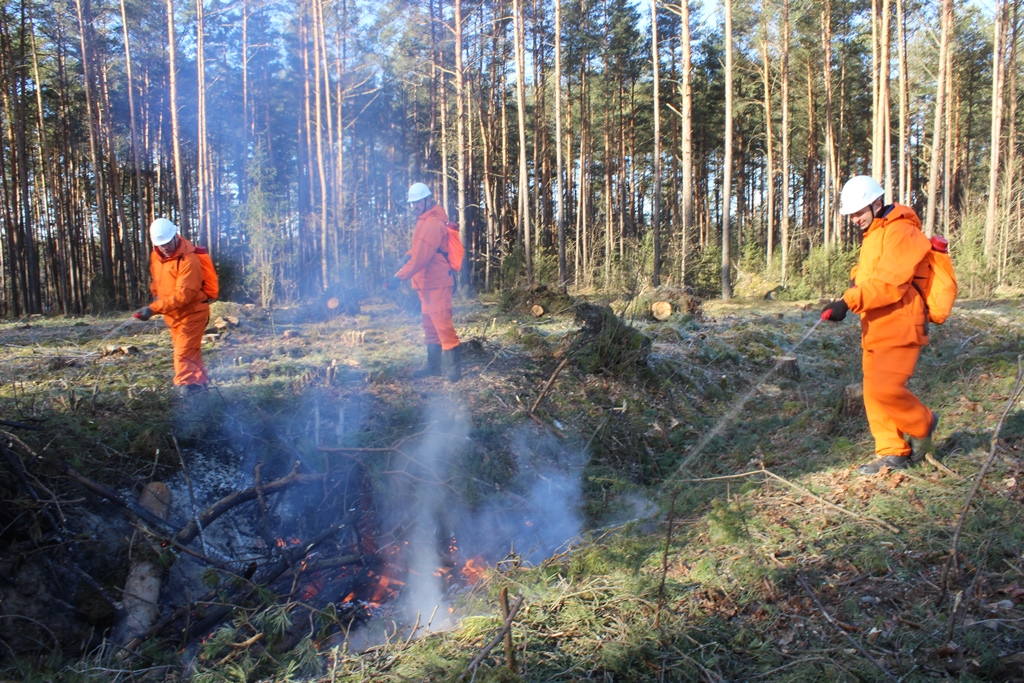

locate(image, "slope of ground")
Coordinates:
0 292 1022 682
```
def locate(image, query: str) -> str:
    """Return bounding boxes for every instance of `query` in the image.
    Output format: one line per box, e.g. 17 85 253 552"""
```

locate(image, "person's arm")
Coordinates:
395 221 443 280
843 227 930 313
149 254 202 314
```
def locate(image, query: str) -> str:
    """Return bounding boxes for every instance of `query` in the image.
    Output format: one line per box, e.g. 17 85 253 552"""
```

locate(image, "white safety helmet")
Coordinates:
407 182 432 203
839 175 885 215
149 218 178 246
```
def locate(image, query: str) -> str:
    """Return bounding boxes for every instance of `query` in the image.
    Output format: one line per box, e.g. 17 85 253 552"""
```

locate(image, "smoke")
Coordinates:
391 401 470 627
382 401 589 626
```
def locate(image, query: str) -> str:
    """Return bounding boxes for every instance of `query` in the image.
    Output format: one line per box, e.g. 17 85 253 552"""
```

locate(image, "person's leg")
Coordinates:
421 288 461 381
414 290 442 377
170 313 208 387
862 346 932 455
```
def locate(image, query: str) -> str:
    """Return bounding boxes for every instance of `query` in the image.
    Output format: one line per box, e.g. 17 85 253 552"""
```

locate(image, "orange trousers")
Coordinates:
417 288 459 350
862 345 932 456
167 311 209 386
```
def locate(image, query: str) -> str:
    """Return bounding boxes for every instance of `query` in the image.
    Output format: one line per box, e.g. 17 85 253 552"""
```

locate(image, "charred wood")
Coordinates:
173 463 326 546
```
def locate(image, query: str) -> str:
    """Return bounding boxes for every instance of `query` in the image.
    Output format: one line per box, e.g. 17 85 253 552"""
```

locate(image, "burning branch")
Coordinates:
173 462 325 546
123 518 357 651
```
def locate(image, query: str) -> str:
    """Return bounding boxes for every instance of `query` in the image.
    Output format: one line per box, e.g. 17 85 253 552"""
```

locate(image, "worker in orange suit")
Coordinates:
820 176 938 475
134 218 210 395
393 182 461 381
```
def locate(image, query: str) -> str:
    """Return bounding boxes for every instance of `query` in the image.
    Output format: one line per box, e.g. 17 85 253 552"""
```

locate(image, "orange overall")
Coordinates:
395 204 460 350
149 237 210 386
842 204 933 456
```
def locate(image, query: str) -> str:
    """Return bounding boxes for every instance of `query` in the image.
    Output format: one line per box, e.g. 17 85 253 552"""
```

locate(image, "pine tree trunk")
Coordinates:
555 0 566 293
986 0 1008 259
897 0 909 203
781 0 790 286
822 0 836 250
651 0 662 286
880 0 892 201
761 30 775 272
75 0 113 291
120 0 146 292
925 0 952 238
680 0 693 287
513 0 531 281
166 0 188 236
454 0 468 288
722 0 733 300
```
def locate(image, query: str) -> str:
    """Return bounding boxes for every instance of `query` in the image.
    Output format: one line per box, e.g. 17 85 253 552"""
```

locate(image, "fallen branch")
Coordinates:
796 575 898 683
456 593 525 682
174 462 325 546
0 419 41 430
42 452 175 534
0 443 65 535
924 453 963 480
675 468 900 534
761 468 900 534
655 492 677 631
530 357 570 416
315 429 428 454
940 354 1024 601
499 587 517 672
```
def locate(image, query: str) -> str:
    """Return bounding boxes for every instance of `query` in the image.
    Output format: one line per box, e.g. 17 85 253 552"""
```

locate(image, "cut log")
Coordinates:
531 304 545 318
774 356 800 380
651 301 672 321
111 482 172 648
844 383 865 417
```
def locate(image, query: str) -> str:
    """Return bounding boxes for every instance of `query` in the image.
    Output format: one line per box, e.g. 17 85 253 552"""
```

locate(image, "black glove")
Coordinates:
820 299 849 322
133 306 153 321
386 276 402 291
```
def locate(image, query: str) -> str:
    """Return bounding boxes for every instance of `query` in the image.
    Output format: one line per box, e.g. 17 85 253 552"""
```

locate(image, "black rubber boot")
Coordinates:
413 344 443 378
444 344 462 382
856 455 910 476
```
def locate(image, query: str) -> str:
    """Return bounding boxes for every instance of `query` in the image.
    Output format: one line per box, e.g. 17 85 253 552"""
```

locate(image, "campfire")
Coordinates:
104 440 500 661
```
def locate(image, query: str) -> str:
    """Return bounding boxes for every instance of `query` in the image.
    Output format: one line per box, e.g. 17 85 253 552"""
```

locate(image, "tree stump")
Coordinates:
651 301 672 321
843 383 865 417
774 356 800 380
531 304 545 318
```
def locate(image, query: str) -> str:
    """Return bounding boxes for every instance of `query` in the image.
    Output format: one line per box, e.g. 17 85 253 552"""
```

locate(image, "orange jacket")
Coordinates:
842 203 931 349
149 237 210 324
395 203 454 290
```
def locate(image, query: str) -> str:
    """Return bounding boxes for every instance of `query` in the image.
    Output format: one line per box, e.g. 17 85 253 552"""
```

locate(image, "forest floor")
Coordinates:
1 287 1024 682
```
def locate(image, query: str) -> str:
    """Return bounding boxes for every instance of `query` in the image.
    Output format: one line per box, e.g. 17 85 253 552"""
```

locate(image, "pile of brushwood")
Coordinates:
2 295 1024 682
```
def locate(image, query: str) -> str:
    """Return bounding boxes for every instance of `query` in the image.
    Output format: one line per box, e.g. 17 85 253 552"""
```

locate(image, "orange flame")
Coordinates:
460 557 486 583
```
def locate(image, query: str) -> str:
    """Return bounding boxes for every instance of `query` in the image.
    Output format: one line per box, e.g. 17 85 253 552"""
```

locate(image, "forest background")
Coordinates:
0 0 1020 317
